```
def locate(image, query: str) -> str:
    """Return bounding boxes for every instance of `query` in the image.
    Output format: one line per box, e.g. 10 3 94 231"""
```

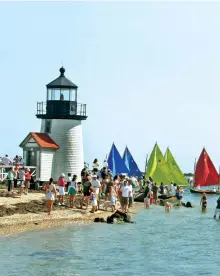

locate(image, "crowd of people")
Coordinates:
0 154 23 167
43 164 140 215
141 178 184 208
1 157 220 220
3 166 32 194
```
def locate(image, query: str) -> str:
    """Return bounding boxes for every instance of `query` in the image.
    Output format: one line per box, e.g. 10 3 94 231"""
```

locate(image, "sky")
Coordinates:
1 2 220 173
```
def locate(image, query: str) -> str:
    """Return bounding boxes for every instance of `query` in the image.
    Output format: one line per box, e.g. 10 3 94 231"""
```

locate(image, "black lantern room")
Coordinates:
36 67 87 120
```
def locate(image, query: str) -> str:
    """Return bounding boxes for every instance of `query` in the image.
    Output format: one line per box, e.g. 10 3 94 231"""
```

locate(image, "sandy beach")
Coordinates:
0 190 139 236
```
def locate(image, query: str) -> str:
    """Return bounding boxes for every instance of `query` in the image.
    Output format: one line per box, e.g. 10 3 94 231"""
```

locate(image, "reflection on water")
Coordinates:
0 191 220 276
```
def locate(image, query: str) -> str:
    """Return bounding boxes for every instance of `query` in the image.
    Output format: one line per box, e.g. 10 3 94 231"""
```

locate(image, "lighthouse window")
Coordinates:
45 120 51 133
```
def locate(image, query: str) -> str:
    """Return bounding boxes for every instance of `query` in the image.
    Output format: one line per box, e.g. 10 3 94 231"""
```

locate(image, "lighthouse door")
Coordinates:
27 150 37 166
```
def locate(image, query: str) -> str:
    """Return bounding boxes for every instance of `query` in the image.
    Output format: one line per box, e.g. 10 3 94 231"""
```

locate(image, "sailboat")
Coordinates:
164 147 189 186
145 142 171 184
123 146 142 179
107 143 129 177
190 148 220 194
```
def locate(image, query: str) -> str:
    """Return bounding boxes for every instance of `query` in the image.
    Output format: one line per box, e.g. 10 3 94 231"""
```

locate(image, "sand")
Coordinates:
0 190 139 236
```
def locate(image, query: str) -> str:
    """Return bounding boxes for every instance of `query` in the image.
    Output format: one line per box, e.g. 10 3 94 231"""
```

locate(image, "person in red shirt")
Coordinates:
57 173 66 206
25 168 32 195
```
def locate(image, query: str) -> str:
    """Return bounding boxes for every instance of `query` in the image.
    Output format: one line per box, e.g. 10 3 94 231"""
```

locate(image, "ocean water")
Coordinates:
0 191 220 276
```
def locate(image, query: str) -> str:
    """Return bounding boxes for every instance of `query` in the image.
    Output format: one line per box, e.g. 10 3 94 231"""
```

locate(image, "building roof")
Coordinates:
46 67 78 89
19 132 59 149
31 133 59 149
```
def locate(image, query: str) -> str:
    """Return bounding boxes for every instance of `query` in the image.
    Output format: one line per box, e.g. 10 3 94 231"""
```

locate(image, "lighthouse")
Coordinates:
34 67 87 181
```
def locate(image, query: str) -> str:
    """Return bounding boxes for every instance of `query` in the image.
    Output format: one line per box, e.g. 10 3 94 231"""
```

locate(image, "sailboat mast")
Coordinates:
193 158 197 187
145 154 148 175
218 165 220 191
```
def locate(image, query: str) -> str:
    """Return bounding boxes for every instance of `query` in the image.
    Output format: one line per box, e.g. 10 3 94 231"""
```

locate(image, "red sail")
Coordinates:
194 148 219 187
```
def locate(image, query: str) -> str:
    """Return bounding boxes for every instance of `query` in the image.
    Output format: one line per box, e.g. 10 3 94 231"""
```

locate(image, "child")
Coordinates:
109 186 116 212
90 187 97 213
68 175 77 208
200 193 207 212
144 196 150 209
165 202 172 212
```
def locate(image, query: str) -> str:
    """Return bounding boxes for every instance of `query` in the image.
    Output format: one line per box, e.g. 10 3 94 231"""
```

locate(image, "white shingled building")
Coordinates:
20 67 87 182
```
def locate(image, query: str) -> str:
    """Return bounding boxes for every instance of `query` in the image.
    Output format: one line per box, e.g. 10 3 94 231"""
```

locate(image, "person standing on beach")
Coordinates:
19 167 25 194
24 168 31 195
92 175 101 207
66 173 71 192
13 166 19 189
114 176 121 202
6 167 14 192
128 180 133 208
213 196 220 219
68 175 77 208
120 180 131 213
103 159 108 168
81 176 92 209
93 159 99 173
2 154 12 166
90 187 97 213
109 186 116 212
57 173 66 206
101 167 108 193
45 178 56 215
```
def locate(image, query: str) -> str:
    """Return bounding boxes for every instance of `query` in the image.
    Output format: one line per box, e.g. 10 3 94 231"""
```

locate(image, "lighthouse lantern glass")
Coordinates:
47 88 75 101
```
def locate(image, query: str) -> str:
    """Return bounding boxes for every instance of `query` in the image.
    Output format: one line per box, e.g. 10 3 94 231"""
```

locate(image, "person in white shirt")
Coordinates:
171 183 176 195
2 155 12 166
66 173 72 192
92 175 101 199
103 159 108 168
19 167 26 194
84 162 89 170
120 180 131 213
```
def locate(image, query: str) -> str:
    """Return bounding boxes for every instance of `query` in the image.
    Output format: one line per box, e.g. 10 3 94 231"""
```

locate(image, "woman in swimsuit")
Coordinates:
200 193 207 212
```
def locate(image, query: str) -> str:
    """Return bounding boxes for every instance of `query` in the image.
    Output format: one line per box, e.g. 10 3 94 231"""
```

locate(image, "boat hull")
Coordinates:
133 193 173 202
190 188 220 194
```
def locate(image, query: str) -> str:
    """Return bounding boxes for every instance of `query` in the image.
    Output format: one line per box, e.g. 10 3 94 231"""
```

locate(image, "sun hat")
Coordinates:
61 173 65 177
92 175 97 178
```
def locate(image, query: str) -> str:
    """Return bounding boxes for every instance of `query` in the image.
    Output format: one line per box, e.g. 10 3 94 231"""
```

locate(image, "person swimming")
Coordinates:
165 202 172 212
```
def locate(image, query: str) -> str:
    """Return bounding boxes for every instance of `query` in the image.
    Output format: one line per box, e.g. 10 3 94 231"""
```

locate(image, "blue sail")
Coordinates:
107 143 129 176
123 146 142 179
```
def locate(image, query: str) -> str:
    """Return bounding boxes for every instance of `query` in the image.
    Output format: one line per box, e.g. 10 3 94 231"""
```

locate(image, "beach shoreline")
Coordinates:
0 190 140 236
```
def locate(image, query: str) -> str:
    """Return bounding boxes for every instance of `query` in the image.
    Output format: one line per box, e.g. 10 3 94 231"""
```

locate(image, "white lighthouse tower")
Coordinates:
36 67 87 181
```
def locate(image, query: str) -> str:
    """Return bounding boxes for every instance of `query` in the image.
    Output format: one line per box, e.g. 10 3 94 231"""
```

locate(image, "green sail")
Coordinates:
145 143 171 185
164 147 188 186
